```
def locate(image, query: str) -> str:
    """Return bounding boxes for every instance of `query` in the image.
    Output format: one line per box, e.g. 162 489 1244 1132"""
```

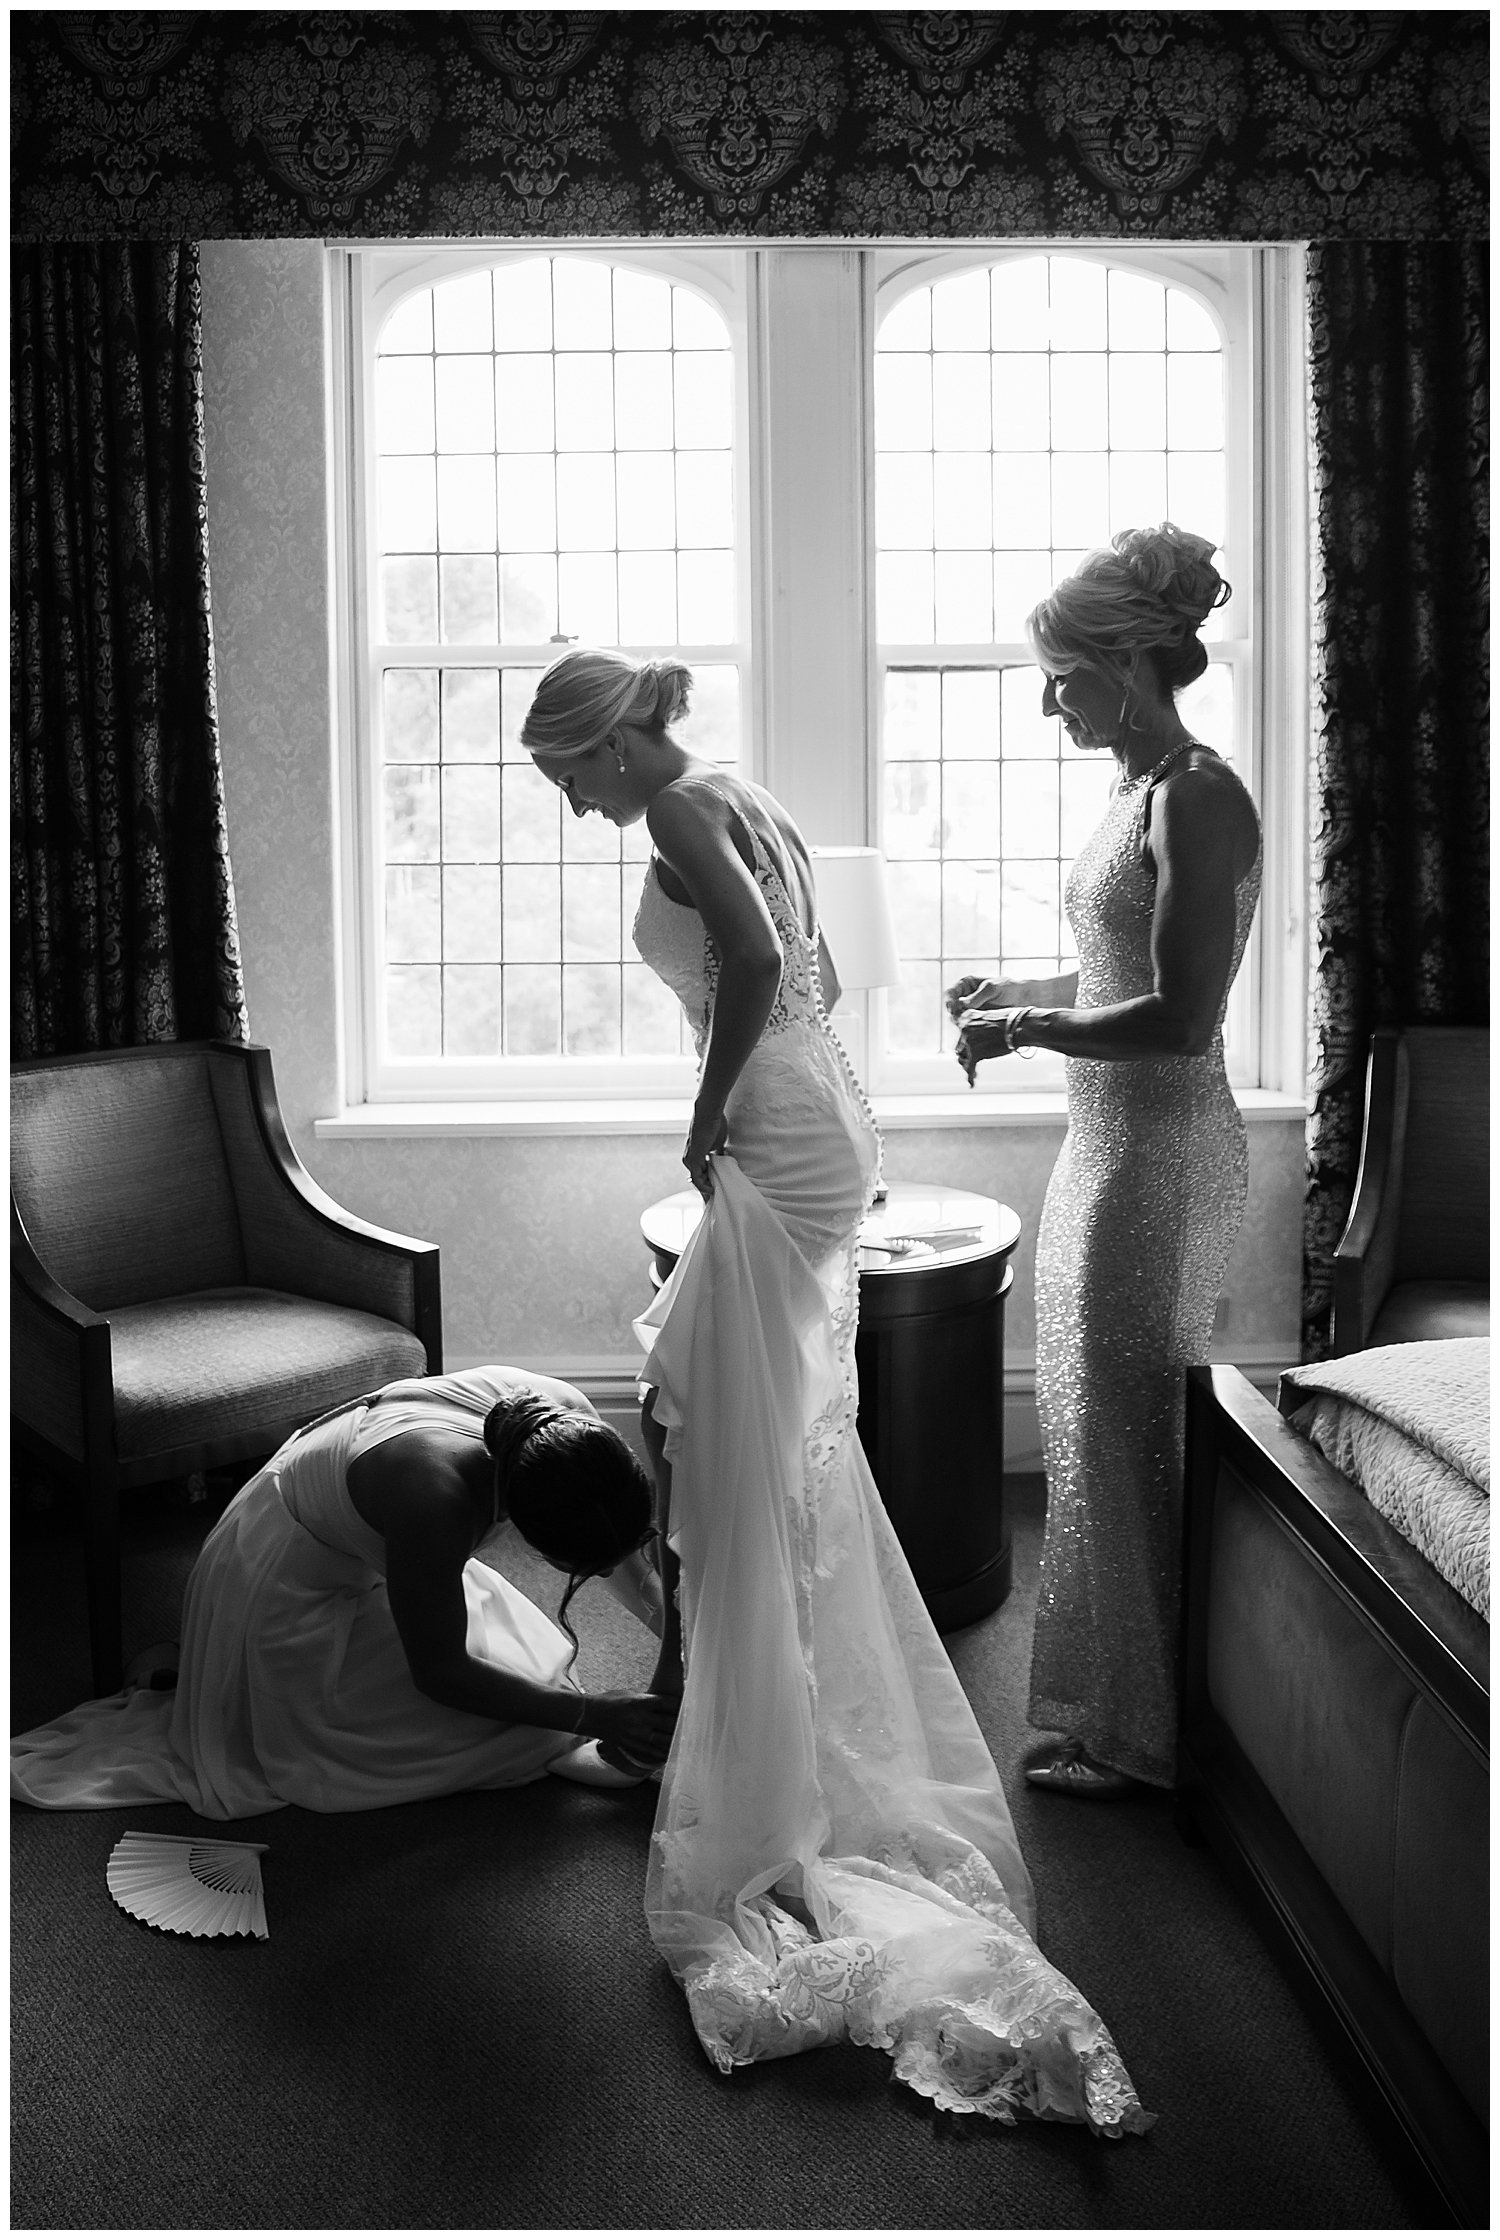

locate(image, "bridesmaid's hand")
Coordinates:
587 1689 679 1763
946 973 1036 1023
954 1009 1019 1086
946 973 1002 1023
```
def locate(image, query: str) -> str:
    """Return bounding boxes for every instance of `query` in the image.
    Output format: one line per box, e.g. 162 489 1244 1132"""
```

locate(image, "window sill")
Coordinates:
313 1087 1307 1139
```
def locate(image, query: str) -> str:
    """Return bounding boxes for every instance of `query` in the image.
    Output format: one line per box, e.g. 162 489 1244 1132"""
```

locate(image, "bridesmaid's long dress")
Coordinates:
12 1370 586 1816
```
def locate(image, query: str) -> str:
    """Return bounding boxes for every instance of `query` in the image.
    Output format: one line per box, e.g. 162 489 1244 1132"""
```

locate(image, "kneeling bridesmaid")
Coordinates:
12 1367 678 1819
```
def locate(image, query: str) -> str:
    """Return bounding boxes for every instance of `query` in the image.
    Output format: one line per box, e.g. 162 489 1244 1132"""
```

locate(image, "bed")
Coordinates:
1180 1345 1489 2228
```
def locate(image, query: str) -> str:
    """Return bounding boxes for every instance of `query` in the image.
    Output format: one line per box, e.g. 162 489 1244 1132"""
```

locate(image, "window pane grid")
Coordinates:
375 257 736 650
882 662 1117 1057
372 256 739 1064
378 655 740 1061
876 256 1228 1062
875 255 1226 647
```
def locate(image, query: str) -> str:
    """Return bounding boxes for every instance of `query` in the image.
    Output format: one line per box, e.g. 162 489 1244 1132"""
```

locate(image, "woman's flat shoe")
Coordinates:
549 1742 660 1790
1024 1740 1143 1800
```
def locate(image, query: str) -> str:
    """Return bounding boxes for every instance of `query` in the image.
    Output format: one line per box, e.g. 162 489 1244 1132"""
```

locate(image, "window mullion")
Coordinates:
332 246 379 1111
756 248 869 847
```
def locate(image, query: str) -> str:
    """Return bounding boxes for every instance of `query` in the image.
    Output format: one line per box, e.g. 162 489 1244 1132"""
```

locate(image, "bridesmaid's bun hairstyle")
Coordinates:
485 1396 655 1668
521 647 694 761
1026 523 1230 698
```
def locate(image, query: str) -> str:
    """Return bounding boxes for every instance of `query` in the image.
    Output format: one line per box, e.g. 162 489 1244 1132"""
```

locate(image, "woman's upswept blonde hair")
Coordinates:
1026 523 1230 698
520 648 693 761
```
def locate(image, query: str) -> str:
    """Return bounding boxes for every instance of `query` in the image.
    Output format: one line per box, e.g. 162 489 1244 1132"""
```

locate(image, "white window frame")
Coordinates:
331 241 1307 1116
867 242 1255 1096
331 242 751 1105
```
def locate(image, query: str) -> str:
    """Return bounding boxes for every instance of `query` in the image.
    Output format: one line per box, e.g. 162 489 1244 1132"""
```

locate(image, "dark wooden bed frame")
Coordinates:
1181 1363 1489 2228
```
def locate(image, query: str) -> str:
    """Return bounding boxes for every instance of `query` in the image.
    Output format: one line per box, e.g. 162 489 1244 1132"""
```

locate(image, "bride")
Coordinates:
523 649 1152 2133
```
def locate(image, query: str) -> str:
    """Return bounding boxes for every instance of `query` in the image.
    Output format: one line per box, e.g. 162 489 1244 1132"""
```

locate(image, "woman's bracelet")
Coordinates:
1005 1006 1039 1060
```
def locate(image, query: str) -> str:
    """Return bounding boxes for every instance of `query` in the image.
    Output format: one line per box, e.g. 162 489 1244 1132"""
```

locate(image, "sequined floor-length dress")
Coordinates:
1030 751 1262 1789
631 777 1152 2133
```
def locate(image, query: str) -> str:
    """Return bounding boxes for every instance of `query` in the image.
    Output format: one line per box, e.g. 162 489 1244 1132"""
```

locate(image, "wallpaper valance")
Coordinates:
10 9 1488 243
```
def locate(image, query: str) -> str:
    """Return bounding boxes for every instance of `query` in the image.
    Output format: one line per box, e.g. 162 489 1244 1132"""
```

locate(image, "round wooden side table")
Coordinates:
639 1180 1021 1634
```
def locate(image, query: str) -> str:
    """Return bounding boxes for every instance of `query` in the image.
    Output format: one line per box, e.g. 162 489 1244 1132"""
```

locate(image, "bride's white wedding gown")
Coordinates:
630 782 1151 2132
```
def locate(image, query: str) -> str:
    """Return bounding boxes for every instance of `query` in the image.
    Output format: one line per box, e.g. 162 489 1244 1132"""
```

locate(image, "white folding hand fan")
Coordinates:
106 1830 269 1939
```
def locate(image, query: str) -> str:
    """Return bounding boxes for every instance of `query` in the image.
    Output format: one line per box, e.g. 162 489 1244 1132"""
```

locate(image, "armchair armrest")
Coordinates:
11 1201 117 1470
207 1044 442 1371
1332 1031 1403 1356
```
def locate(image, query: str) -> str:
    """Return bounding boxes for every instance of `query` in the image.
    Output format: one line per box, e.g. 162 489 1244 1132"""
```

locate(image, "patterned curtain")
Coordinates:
9 13 1487 244
1301 239 1490 1357
11 242 248 1057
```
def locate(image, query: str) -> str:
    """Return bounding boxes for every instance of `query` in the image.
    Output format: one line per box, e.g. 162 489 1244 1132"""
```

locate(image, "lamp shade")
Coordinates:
808 847 902 991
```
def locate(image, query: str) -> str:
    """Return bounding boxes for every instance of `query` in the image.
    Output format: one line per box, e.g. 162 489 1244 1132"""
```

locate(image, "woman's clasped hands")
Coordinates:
946 975 1036 1088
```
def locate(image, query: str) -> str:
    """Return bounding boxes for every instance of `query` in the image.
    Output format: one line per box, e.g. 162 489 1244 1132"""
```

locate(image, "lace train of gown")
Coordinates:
631 786 1152 2133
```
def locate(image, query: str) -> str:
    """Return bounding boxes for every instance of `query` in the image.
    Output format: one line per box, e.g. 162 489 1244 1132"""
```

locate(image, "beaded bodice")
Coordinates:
631 784 832 1058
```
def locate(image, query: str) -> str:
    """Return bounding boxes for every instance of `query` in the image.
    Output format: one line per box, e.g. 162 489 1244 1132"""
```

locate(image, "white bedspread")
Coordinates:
1280 1338 1490 1620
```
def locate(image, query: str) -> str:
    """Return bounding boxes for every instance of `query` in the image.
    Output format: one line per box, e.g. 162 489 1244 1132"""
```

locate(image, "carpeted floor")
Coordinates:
11 1469 1442 2231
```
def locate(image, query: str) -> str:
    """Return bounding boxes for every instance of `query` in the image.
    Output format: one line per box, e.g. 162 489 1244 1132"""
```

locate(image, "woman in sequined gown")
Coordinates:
523 649 1151 2135
952 526 1261 1799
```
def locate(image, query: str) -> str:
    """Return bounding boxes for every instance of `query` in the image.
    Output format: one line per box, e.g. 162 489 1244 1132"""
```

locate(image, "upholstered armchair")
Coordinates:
12 1040 442 1693
1332 1026 1490 1355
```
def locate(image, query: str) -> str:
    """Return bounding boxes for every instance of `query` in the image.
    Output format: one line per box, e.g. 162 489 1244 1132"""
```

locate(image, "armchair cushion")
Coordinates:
108 1289 427 1461
11 1052 244 1308
1370 1281 1490 1348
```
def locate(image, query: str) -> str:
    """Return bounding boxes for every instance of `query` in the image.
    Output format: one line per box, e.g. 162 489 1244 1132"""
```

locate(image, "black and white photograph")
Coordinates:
10 9 1488 2231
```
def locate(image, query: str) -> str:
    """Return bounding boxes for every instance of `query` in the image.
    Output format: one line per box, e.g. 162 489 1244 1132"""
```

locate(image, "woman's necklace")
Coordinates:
1116 738 1200 791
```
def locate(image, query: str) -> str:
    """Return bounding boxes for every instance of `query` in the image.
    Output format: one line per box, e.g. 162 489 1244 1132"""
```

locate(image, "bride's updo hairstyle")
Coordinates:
1026 523 1230 701
484 1394 655 1666
521 647 693 762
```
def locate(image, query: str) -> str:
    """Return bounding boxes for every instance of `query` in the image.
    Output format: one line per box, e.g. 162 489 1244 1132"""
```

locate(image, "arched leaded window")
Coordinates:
872 251 1249 1083
358 249 746 1094
335 241 1297 1110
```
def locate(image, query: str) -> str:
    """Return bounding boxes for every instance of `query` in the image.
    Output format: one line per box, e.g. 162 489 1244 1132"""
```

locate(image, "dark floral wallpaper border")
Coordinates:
10 9 1489 242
